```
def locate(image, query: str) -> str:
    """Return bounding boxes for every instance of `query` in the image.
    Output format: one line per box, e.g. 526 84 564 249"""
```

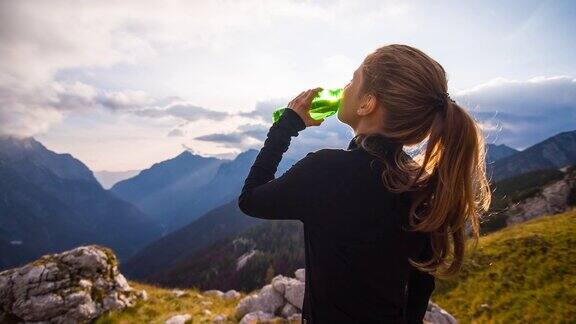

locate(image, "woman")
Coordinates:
238 44 491 323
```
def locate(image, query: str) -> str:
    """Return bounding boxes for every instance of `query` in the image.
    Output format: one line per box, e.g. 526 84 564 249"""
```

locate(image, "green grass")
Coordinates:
432 208 576 323
95 282 244 324
99 209 576 323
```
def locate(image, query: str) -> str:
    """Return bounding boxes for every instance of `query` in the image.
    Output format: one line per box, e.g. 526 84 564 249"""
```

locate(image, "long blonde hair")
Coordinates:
354 44 492 278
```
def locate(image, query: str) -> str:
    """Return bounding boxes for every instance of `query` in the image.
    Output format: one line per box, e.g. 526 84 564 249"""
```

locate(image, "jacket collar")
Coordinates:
347 137 359 150
347 134 401 152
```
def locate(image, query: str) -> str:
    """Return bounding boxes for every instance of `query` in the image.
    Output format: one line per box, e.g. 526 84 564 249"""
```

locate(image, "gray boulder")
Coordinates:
236 268 458 323
0 245 142 323
294 269 305 282
235 284 284 320
235 269 305 322
424 301 458 324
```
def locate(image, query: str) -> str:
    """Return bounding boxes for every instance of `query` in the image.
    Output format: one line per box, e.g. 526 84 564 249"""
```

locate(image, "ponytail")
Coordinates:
355 44 492 278
405 100 491 277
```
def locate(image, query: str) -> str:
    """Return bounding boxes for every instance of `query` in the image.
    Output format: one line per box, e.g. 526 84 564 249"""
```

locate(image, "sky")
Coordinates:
1 0 575 172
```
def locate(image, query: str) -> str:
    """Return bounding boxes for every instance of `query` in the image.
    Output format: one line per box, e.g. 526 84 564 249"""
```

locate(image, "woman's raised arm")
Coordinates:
238 107 325 222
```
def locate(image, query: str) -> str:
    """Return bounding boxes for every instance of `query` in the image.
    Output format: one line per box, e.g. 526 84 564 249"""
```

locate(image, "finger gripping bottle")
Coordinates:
272 88 343 124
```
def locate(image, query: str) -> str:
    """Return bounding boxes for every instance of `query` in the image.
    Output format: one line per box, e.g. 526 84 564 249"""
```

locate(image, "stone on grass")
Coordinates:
223 289 241 300
171 289 187 298
165 313 192 324
204 289 225 298
424 301 457 324
239 310 275 324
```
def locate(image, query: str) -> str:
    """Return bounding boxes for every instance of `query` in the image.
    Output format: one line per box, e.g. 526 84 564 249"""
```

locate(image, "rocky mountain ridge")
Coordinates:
505 165 576 225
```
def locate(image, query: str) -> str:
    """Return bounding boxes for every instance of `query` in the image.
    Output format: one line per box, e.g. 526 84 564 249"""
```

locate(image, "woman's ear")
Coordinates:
357 94 378 116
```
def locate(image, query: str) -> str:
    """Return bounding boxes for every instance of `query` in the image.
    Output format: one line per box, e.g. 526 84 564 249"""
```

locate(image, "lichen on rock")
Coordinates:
0 245 143 323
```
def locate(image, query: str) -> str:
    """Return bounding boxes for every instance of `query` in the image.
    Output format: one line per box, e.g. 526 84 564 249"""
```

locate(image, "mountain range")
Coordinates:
485 143 518 165
1 129 575 280
119 130 576 289
126 163 576 292
111 149 297 234
110 151 226 233
0 136 162 270
487 130 576 182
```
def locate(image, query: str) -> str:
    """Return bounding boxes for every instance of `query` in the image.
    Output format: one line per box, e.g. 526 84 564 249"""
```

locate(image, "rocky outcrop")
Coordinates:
234 268 456 323
0 245 143 323
507 166 576 225
424 301 457 324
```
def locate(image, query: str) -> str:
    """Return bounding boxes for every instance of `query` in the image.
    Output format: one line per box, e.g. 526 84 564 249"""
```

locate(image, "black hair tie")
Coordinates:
431 92 455 114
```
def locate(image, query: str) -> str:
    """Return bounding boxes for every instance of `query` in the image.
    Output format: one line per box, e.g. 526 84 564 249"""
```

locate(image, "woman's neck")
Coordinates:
353 116 388 137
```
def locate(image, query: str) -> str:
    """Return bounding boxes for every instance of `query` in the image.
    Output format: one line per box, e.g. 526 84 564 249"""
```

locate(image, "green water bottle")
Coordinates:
272 87 343 124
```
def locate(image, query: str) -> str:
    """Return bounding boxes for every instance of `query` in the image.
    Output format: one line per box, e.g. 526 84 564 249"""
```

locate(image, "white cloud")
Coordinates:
196 98 354 159
0 80 171 136
455 76 576 149
0 104 63 138
0 0 353 89
456 76 576 114
98 90 155 110
2 0 574 169
167 129 185 137
0 0 416 139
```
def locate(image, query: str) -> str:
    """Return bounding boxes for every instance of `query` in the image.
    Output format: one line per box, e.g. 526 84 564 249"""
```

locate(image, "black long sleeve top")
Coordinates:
238 108 435 324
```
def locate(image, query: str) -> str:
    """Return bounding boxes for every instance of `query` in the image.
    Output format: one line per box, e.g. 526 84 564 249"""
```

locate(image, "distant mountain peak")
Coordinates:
174 150 201 161
234 149 259 162
110 149 227 229
174 150 225 162
0 135 44 153
486 143 519 163
0 136 97 183
488 143 515 149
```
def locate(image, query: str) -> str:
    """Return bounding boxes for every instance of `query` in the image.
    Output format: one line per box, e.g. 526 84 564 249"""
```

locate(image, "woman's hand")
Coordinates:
287 87 325 127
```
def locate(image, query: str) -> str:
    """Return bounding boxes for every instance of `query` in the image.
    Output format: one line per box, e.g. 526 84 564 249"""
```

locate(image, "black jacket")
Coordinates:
238 108 435 324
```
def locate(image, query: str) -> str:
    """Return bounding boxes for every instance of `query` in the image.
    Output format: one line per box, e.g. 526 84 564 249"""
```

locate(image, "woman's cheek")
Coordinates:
342 88 352 111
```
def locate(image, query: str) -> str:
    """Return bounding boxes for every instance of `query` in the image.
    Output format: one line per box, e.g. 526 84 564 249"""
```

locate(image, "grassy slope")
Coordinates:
95 282 245 324
98 209 575 323
432 208 576 323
